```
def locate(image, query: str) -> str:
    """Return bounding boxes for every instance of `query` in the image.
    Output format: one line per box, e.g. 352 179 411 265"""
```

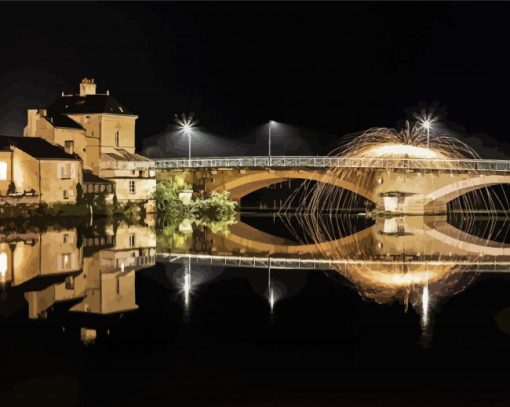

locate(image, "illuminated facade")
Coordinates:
24 78 156 211
0 136 82 205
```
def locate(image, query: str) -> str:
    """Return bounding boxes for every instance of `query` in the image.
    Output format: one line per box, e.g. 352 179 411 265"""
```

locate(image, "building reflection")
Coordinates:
0 217 156 343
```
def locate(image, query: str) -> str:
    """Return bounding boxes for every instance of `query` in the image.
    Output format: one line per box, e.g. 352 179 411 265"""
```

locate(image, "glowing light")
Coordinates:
174 113 198 165
269 288 275 314
174 113 198 135
0 252 6 283
421 119 432 131
422 284 429 327
416 112 438 132
182 123 192 134
361 143 444 159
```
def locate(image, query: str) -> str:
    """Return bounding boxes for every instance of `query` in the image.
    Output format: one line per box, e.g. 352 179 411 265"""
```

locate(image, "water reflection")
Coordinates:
0 216 157 343
1 212 510 346
158 213 510 345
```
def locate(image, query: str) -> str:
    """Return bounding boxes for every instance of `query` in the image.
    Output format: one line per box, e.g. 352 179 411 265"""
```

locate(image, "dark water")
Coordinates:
1 214 510 406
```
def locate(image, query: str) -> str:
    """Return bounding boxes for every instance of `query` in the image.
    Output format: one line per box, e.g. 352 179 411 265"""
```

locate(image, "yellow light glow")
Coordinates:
360 143 445 159
0 162 7 180
0 252 7 277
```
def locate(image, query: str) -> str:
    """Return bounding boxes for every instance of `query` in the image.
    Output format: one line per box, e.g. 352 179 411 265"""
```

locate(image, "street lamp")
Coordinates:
175 114 198 167
416 112 437 150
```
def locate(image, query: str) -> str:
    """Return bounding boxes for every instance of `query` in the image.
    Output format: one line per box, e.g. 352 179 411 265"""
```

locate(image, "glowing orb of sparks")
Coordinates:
359 143 446 159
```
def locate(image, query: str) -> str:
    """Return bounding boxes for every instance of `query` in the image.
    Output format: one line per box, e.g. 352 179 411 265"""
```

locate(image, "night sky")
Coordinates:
1 2 510 156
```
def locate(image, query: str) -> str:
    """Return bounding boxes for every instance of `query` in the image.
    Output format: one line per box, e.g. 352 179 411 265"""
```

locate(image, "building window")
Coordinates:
129 180 136 194
115 131 120 147
61 253 71 270
65 276 74 290
59 163 71 179
63 233 70 244
129 233 136 247
64 140 74 155
63 189 69 200
0 162 7 181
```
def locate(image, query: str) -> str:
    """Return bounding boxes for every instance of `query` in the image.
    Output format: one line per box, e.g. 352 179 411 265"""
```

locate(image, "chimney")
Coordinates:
79 77 97 96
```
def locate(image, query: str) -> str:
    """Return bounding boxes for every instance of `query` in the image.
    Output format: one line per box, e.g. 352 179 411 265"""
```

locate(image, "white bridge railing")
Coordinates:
157 253 510 272
155 156 510 172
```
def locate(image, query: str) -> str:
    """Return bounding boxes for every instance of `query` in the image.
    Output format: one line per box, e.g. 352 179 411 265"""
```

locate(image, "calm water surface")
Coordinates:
1 213 510 406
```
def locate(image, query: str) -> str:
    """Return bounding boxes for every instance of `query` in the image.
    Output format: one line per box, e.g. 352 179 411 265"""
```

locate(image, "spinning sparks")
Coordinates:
278 114 509 343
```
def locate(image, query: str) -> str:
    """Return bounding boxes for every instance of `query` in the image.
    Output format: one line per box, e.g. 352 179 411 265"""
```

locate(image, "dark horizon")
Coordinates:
2 3 510 157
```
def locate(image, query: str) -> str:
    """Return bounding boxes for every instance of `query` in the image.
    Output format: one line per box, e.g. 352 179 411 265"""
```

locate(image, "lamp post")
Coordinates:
416 113 436 150
175 114 197 168
422 120 432 150
182 124 193 167
268 120 273 167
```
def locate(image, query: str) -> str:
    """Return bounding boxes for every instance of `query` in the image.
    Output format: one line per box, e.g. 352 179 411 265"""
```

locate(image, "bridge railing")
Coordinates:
157 253 510 272
155 156 510 172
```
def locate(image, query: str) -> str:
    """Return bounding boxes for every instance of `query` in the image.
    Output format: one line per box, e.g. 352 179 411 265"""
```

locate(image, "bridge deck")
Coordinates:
158 253 510 272
156 156 510 172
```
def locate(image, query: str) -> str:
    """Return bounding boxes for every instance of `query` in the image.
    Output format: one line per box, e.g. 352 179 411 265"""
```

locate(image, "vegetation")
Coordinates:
156 179 238 242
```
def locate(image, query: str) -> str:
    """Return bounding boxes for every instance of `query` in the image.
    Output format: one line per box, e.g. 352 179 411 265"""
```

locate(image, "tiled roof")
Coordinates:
0 135 80 160
44 114 83 130
47 94 134 116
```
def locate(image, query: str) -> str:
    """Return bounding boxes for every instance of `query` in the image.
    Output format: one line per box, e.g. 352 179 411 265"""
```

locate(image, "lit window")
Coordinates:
129 180 135 194
0 162 7 180
61 253 71 270
0 252 7 275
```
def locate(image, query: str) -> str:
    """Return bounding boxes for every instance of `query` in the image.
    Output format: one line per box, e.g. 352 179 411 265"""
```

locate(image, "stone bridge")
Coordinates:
156 156 510 215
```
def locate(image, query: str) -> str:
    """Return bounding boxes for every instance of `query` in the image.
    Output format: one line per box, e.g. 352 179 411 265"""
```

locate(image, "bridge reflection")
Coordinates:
1 213 509 345
157 213 510 344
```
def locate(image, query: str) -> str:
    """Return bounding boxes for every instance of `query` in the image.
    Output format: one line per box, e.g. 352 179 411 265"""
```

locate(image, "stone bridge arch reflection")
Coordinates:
159 214 510 344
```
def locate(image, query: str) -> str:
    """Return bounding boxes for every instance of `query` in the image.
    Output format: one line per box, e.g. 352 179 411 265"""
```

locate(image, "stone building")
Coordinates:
0 135 82 205
24 78 156 211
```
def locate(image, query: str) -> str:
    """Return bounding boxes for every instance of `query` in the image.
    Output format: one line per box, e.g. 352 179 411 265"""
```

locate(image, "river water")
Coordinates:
1 213 510 405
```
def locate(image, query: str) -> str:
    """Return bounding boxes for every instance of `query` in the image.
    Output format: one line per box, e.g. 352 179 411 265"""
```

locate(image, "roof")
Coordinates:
83 171 113 184
101 148 153 162
0 135 81 160
47 94 134 116
44 114 83 130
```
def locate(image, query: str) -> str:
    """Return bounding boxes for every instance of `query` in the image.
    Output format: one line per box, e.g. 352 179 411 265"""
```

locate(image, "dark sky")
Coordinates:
1 2 510 156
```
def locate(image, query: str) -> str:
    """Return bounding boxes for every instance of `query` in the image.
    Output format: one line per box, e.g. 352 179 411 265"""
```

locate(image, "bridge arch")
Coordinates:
217 221 375 257
425 174 510 208
210 169 374 202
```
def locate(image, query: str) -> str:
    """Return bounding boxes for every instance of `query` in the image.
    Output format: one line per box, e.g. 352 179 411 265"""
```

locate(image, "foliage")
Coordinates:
156 180 238 250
